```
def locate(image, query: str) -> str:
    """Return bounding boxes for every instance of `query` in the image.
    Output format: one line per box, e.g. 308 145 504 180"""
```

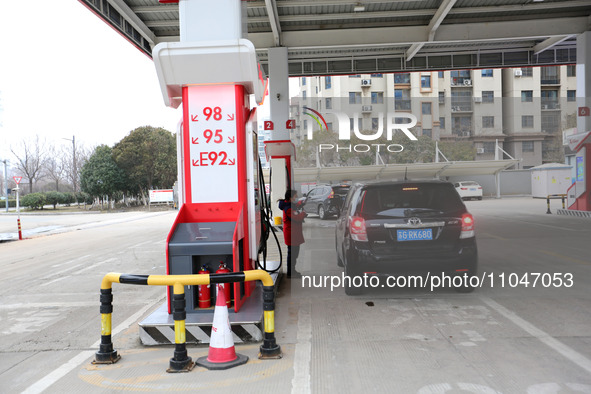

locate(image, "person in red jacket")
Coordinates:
278 190 307 278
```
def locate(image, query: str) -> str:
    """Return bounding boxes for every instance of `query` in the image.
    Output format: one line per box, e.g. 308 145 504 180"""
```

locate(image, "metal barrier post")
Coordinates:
562 195 566 209
259 285 282 359
168 283 194 372
546 196 552 214
93 284 120 364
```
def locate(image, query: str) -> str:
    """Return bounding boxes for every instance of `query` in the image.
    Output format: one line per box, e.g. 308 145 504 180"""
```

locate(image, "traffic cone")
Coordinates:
195 285 248 370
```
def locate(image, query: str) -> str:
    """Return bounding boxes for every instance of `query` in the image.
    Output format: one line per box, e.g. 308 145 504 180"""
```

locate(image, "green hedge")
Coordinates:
0 199 17 209
21 193 46 210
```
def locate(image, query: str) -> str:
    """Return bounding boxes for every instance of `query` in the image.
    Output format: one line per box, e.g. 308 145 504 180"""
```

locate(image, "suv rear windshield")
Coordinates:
356 183 464 218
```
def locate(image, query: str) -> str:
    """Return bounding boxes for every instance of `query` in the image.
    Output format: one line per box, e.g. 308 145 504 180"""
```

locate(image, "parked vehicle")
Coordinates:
454 181 483 200
302 184 350 220
335 180 478 295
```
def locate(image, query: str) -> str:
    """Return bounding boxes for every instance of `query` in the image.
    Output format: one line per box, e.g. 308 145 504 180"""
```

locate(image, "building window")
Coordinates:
541 66 560 84
395 89 411 111
452 116 472 137
325 76 332 89
302 90 307 100
483 116 494 128
422 102 432 115
350 118 363 130
421 75 431 89
521 90 533 102
439 117 445 130
327 122 333 131
349 92 362 104
326 98 332 109
567 65 576 77
482 91 494 103
521 68 533 77
371 92 384 104
567 90 576 102
304 119 308 129
522 141 534 152
438 91 445 104
481 69 493 77
522 115 534 128
302 77 306 86
483 142 495 153
438 71 444 78
394 73 411 84
372 118 379 130
422 129 432 138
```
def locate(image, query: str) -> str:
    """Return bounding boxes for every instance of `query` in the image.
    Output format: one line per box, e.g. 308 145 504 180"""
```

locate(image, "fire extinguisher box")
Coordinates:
167 221 235 313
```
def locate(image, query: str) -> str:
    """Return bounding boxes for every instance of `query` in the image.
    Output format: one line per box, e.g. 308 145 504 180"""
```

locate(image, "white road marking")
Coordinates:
40 258 117 286
481 297 591 375
21 350 96 394
21 297 164 394
291 298 312 394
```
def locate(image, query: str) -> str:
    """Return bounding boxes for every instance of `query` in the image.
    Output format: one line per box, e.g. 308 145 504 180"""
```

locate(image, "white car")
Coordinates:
454 181 483 200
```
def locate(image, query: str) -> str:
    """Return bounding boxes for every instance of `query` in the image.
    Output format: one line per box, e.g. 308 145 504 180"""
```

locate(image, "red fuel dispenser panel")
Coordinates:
185 85 239 203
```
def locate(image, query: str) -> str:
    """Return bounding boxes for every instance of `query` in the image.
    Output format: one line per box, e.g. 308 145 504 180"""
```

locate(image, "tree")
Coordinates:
112 126 176 204
438 140 476 161
44 144 67 191
11 136 47 193
80 145 126 201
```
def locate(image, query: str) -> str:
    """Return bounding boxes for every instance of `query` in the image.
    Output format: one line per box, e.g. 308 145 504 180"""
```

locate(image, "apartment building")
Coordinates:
293 65 577 168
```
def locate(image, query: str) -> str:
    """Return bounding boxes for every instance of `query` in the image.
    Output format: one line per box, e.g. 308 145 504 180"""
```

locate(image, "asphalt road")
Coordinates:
1 198 591 393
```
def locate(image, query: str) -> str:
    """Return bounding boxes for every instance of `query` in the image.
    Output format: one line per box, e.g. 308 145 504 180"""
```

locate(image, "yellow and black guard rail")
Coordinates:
94 270 282 372
546 194 567 214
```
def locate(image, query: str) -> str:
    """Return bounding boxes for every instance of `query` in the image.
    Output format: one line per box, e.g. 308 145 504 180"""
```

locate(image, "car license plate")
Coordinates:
396 229 433 241
470 188 477 191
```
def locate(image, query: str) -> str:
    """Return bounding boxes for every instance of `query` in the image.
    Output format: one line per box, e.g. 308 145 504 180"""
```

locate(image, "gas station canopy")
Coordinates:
80 0 591 76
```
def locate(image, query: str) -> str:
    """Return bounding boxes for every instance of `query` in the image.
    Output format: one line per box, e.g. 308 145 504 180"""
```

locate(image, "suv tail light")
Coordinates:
328 190 335 199
350 216 368 242
460 213 475 239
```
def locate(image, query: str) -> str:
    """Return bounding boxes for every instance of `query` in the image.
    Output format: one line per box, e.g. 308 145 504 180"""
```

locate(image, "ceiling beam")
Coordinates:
533 35 575 55
107 0 156 44
248 17 590 50
131 5 178 13
264 0 282 46
247 0 591 24
406 0 457 61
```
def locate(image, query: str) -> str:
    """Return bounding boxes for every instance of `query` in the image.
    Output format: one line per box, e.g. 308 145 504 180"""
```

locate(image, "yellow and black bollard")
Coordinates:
167 283 194 373
546 196 552 214
93 287 120 364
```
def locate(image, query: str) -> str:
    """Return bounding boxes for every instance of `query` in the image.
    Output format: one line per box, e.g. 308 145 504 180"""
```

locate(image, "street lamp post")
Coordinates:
62 135 77 192
1 159 8 212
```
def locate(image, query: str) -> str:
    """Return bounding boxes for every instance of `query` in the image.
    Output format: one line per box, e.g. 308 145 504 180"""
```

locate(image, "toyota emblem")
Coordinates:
408 217 422 226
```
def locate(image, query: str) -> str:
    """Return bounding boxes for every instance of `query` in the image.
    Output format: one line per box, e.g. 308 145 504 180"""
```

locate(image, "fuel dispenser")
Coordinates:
165 84 264 313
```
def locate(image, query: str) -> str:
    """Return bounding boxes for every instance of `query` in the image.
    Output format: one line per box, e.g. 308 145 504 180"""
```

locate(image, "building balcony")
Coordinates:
451 104 473 112
395 100 411 111
541 79 560 85
451 77 472 87
452 130 472 138
541 100 560 110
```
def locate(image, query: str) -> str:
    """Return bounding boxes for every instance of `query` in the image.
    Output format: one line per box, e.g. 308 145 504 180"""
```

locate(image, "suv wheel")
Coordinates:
318 205 327 220
344 255 364 295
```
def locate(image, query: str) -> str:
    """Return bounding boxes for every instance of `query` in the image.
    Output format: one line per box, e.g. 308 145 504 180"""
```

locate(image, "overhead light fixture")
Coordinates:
354 3 365 12
532 0 544 2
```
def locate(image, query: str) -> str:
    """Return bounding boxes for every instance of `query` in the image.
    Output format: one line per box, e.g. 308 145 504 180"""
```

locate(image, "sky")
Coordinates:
0 1 183 164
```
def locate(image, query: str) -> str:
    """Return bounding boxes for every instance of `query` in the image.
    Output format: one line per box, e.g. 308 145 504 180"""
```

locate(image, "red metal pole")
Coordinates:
17 218 22 240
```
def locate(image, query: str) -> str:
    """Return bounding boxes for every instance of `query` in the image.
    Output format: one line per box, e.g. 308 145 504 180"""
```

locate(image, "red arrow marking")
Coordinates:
191 114 199 122
192 159 200 166
228 136 235 143
192 137 199 144
228 158 236 165
227 114 235 121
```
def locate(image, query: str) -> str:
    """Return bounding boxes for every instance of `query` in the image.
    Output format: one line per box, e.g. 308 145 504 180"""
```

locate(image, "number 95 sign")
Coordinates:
186 85 239 203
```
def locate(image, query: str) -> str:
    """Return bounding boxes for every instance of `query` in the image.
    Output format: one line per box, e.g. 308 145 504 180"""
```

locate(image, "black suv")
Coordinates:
335 180 478 294
302 184 350 220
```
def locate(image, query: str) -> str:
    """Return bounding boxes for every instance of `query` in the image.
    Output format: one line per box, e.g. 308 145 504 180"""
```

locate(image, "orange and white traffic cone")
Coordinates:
195 285 248 370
